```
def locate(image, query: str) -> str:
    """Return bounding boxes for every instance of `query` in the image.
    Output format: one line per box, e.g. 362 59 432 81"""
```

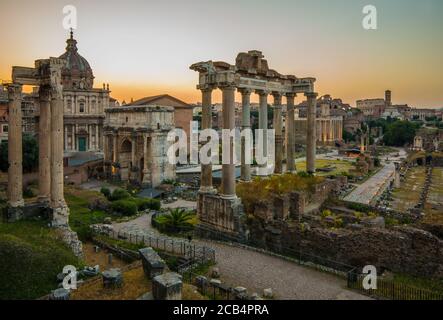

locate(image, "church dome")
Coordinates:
59 30 94 90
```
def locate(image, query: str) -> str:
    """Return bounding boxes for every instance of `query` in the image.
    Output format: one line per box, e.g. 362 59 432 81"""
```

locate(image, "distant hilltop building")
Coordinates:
356 90 411 120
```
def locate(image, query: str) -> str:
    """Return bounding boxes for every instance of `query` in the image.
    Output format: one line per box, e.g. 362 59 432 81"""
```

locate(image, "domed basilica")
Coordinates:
58 31 112 153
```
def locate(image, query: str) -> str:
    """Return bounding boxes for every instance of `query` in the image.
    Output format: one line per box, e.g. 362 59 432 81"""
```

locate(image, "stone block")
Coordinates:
102 268 123 289
152 272 183 300
210 279 222 286
211 267 220 278
195 275 208 291
263 288 273 299
362 216 385 229
139 247 165 279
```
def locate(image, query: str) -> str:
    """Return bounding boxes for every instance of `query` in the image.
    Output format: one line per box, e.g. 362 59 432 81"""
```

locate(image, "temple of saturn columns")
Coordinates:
190 50 318 238
5 58 70 227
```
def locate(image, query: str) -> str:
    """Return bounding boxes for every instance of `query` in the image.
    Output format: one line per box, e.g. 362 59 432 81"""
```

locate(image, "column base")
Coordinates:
219 194 238 200
37 195 51 205
50 205 70 228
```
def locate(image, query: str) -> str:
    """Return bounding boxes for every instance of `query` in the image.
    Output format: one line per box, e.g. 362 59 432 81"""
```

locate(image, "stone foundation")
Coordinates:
197 192 246 239
5 206 24 223
248 218 443 278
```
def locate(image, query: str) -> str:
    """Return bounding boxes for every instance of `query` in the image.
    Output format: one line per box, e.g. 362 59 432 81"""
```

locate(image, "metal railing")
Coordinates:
92 227 216 265
347 269 443 300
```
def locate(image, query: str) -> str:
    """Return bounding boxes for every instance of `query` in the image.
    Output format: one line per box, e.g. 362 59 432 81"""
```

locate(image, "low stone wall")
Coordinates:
248 218 443 278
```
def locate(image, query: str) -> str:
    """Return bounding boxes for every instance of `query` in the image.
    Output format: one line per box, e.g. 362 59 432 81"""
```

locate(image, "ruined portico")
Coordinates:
191 50 317 238
6 58 70 226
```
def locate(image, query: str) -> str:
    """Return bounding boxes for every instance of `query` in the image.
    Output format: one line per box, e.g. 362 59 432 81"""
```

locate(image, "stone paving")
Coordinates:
344 162 395 205
112 214 370 300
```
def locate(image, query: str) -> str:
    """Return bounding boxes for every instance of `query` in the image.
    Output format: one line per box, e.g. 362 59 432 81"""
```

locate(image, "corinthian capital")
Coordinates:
7 84 22 101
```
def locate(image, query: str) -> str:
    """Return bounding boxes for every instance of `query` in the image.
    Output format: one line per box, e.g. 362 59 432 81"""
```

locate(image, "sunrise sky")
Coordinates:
0 0 442 107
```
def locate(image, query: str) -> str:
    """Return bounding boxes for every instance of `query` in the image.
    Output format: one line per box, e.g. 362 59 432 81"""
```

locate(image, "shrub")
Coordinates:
111 200 138 216
133 198 161 211
110 188 131 201
100 187 111 200
154 208 196 233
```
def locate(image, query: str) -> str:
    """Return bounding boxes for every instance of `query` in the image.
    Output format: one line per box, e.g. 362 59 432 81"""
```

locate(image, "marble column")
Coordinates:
50 84 66 211
38 85 51 203
96 125 99 150
272 92 283 174
142 133 150 185
221 85 236 199
131 137 136 168
200 88 215 193
239 88 252 181
305 92 318 174
286 93 296 172
256 90 269 175
88 125 92 151
7 84 24 208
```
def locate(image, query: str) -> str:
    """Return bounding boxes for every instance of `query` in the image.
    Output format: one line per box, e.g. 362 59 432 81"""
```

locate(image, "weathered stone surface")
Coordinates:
211 267 220 279
210 279 222 286
139 247 165 279
263 288 273 299
152 272 182 300
248 215 443 278
361 216 385 229
102 268 123 289
56 226 83 258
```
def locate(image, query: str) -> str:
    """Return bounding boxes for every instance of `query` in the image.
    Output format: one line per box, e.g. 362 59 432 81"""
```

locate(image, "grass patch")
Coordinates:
0 220 81 300
393 273 443 294
296 159 355 177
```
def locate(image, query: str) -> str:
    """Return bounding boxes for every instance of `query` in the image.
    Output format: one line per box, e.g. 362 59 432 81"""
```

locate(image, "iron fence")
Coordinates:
347 269 443 300
92 228 215 265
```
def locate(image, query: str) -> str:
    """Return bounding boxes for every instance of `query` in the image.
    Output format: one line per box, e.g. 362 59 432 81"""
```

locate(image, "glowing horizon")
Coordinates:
1 0 442 108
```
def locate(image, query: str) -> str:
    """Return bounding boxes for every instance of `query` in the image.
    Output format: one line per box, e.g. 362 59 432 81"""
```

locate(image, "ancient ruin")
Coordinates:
190 50 318 239
4 57 83 256
103 105 176 187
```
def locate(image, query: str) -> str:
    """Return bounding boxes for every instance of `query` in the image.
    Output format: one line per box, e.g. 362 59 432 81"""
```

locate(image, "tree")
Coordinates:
382 121 418 147
0 134 39 173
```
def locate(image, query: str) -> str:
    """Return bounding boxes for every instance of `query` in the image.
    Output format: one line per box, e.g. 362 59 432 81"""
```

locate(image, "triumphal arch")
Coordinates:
6 58 70 227
190 50 318 239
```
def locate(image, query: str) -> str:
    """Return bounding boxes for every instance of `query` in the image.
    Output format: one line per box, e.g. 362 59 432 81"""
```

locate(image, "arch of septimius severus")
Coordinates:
5 57 69 227
190 50 318 239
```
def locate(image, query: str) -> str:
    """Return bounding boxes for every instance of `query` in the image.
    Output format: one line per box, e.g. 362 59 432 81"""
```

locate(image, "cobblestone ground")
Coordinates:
112 214 370 300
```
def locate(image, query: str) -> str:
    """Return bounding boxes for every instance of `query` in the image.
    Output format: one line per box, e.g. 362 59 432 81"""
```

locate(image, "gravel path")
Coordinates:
112 214 370 300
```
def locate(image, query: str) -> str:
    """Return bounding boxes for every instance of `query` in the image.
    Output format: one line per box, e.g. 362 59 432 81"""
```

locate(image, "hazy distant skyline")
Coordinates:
1 0 442 107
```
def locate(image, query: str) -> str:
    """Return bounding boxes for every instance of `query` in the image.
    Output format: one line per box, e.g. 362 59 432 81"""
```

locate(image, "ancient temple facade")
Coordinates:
103 105 176 187
294 95 344 146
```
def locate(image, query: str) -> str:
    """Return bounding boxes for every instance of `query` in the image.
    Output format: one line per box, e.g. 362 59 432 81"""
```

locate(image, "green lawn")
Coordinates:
296 159 355 176
65 187 110 241
0 220 81 300
391 167 426 212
